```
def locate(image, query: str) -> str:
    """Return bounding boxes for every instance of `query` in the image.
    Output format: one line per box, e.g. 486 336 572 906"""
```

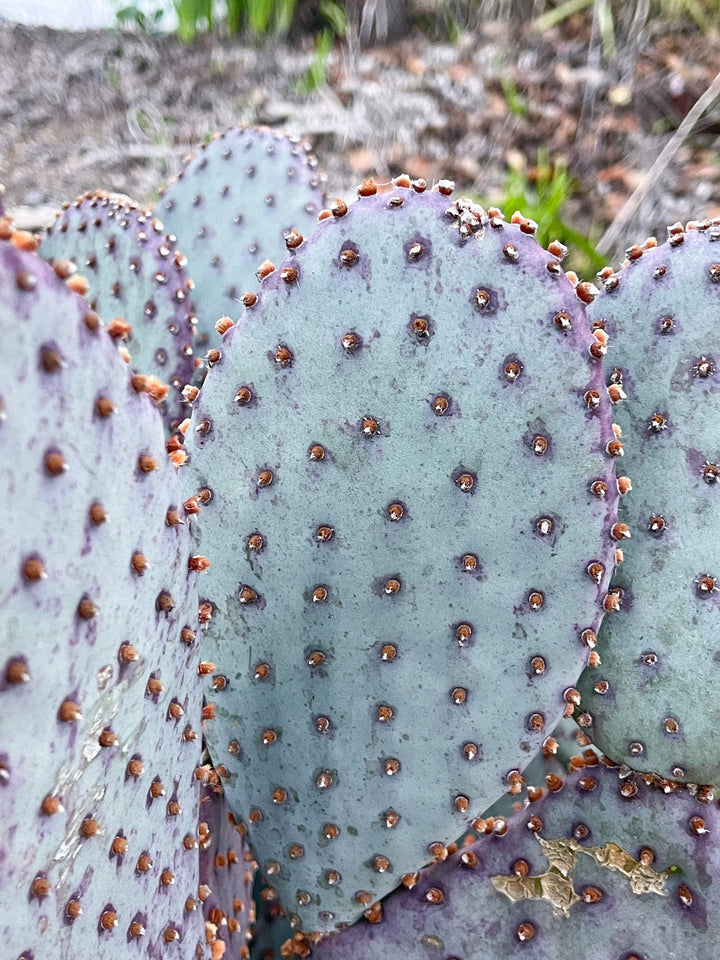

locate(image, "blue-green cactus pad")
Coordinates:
0 237 206 957
249 873 294 960
41 190 197 431
310 762 720 960
186 184 620 933
577 220 720 784
157 125 325 349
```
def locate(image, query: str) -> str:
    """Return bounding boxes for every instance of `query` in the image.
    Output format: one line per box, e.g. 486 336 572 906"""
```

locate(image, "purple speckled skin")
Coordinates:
0 238 206 958
42 191 197 432
185 184 620 934
311 762 720 960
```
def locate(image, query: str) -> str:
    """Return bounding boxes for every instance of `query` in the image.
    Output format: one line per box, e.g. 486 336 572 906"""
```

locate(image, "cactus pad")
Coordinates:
199 781 257 957
0 236 206 957
157 125 325 351
577 220 720 785
184 182 620 932
42 191 197 431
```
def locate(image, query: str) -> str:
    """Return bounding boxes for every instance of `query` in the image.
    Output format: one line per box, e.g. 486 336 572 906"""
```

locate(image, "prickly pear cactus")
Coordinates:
41 191 197 431
0 235 206 957
157 125 325 351
479 715 597 826
184 179 621 933
577 220 720 785
309 762 720 960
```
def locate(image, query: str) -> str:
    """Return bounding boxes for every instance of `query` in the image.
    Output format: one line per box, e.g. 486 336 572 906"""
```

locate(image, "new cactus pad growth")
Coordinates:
184 180 621 933
157 125 325 354
309 761 720 960
577 220 720 785
41 191 197 431
0 235 207 957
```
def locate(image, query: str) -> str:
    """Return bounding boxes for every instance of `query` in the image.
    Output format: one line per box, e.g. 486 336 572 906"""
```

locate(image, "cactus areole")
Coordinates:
185 182 620 934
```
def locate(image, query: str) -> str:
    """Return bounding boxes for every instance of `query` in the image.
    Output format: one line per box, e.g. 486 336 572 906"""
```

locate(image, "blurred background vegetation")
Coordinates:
114 0 720 44
1 0 718 275
106 0 720 273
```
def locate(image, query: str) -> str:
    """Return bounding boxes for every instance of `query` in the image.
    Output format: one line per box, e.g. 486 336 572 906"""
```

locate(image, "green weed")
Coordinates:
113 2 166 34
113 0 720 43
225 0 299 37
476 150 605 276
500 77 528 117
113 0 300 40
174 0 213 41
296 0 347 93
296 30 334 94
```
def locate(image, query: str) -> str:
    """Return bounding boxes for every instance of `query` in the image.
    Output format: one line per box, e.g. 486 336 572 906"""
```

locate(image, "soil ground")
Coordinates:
0 14 718 267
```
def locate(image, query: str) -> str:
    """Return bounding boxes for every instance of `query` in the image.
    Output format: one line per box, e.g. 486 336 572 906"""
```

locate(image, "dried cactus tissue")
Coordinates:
1 124 719 960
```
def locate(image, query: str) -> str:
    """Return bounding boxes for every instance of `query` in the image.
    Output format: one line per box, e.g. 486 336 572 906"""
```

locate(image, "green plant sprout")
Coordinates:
477 148 605 276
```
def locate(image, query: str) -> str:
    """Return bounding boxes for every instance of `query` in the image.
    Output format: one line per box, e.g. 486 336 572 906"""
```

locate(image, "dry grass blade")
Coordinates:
597 69 720 260
533 0 594 31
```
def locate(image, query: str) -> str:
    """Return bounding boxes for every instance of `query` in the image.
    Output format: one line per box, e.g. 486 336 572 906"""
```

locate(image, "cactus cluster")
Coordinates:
1 124 719 960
